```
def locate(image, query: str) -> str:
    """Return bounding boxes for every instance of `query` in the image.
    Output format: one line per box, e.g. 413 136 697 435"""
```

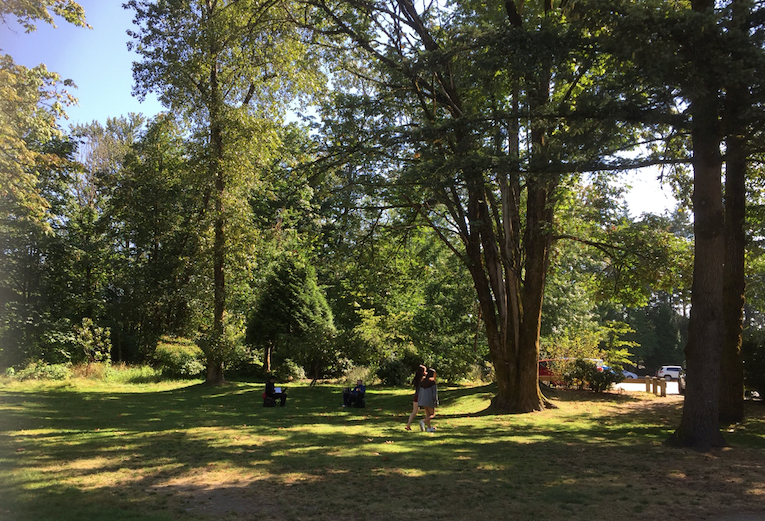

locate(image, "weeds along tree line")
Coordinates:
3 0 765 449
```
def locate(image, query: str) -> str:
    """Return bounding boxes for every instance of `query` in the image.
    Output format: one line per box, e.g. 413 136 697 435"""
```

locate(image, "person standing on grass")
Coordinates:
417 368 438 432
405 365 427 430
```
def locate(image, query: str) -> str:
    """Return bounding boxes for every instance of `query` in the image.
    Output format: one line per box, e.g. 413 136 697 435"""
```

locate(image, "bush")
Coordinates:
226 345 263 378
589 366 623 392
153 336 205 378
273 358 306 381
376 358 411 387
563 359 623 392
71 362 111 379
74 318 112 364
343 365 373 386
14 362 72 381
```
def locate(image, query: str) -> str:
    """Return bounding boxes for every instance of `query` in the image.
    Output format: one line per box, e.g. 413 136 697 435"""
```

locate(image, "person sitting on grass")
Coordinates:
265 375 287 406
342 379 366 407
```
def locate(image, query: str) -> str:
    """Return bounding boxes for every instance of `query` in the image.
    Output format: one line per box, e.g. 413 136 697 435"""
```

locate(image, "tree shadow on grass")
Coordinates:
2 382 765 521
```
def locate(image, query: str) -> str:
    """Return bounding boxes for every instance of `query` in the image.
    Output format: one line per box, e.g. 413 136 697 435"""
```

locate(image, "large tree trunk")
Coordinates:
719 0 748 426
207 359 225 384
667 18 726 448
463 170 547 413
480 2 554 413
207 23 226 385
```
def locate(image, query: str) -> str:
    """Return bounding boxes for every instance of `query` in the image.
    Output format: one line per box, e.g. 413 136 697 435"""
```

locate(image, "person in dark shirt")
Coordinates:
342 379 365 407
265 375 286 406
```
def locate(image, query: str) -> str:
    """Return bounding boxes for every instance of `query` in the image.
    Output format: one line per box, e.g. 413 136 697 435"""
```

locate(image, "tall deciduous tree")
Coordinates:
126 0 324 383
107 114 207 358
310 0 642 411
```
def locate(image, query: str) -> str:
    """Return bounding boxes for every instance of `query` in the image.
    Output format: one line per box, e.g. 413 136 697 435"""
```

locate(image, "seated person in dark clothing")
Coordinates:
342 379 366 407
265 375 287 406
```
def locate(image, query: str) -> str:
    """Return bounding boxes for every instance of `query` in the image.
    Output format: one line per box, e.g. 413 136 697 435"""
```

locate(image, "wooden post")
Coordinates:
660 378 667 397
645 376 651 393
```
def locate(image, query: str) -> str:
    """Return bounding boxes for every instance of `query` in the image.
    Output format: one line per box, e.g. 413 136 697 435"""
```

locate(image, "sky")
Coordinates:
0 0 163 127
0 0 675 216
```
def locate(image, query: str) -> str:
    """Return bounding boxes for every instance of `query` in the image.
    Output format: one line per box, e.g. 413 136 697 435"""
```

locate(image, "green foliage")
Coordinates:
599 321 636 369
153 336 205 379
73 317 111 364
562 359 623 392
247 256 337 378
620 298 687 374
351 308 415 366
375 358 411 387
0 0 87 225
589 366 624 393
273 358 306 381
126 0 327 382
0 0 88 32
107 114 205 353
101 364 163 384
0 56 75 223
12 361 72 381
375 348 421 386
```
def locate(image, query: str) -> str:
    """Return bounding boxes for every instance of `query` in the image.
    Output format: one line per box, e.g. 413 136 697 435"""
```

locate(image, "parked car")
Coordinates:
622 370 638 379
657 365 683 380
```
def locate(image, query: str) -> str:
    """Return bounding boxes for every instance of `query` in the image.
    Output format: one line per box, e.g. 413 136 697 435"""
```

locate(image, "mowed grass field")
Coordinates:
1 378 764 521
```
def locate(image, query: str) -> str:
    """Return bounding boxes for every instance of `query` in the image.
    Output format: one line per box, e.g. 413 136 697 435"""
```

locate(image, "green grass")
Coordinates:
1 379 764 520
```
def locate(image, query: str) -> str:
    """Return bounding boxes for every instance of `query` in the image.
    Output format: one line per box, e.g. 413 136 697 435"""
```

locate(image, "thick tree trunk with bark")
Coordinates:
667 52 726 449
463 167 548 413
719 0 749 426
206 31 226 385
720 97 746 425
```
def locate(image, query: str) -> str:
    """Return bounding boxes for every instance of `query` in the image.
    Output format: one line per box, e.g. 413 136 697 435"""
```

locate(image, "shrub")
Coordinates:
73 318 112 364
589 366 623 392
226 345 263 378
153 336 205 378
71 362 110 379
14 362 72 381
343 365 373 386
273 358 305 381
376 358 411 387
563 359 623 392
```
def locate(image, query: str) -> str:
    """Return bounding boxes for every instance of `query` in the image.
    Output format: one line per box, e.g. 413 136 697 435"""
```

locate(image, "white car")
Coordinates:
622 370 638 379
657 365 683 380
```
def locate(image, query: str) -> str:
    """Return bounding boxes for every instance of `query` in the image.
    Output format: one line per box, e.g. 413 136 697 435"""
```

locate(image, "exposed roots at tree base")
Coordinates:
489 394 552 414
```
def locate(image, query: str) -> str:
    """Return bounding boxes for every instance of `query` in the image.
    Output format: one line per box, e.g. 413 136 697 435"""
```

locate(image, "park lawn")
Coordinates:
1 379 764 521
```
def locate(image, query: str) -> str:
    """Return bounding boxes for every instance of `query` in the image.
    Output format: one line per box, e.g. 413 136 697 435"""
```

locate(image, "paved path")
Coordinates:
615 380 680 394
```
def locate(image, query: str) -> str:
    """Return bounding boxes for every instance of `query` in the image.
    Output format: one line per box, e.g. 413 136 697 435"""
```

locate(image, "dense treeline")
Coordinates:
4 0 765 450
